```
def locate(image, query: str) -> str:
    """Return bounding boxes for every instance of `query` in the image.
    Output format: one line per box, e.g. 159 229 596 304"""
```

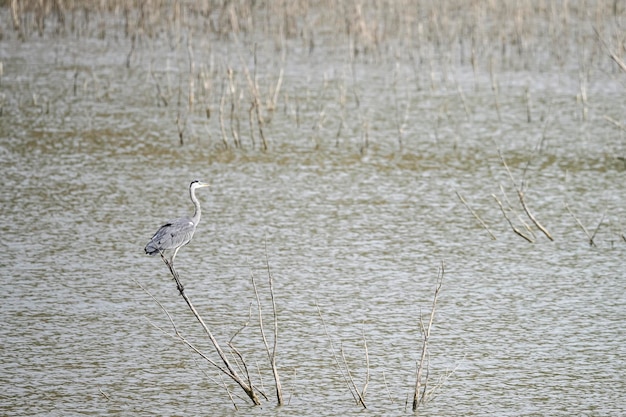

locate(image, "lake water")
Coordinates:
1 4 625 416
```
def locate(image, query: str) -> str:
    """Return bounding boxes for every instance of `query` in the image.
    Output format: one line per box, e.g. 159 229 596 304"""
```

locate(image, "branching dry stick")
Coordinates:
590 210 606 245
268 67 284 114
339 343 367 408
499 184 536 240
413 262 444 412
159 255 262 405
316 303 366 408
565 203 597 247
456 191 497 240
499 150 553 241
134 278 240 408
518 189 554 241
593 26 626 73
603 115 626 132
228 304 257 394
493 193 535 243
250 247 284 405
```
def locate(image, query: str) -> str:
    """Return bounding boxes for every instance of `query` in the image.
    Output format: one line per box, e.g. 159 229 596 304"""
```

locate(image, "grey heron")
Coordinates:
145 180 211 266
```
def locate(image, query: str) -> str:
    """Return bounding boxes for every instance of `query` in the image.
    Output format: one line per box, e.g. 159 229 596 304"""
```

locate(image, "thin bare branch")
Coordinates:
492 193 535 243
250 243 284 405
316 302 363 407
412 261 444 412
499 151 553 241
590 210 606 244
594 26 626 73
456 191 497 240
604 115 626 131
565 203 596 247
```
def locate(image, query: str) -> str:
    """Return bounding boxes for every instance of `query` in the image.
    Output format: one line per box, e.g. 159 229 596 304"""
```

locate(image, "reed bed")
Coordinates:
6 0 624 70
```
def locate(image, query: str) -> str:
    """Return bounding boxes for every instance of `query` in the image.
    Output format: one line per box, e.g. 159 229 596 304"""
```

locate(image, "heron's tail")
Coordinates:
144 240 159 256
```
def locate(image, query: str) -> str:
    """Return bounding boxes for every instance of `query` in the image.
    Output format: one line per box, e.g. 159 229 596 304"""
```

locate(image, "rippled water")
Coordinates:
1 13 626 417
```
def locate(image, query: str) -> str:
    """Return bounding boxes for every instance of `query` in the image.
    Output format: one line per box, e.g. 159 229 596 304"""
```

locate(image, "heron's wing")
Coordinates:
145 217 196 254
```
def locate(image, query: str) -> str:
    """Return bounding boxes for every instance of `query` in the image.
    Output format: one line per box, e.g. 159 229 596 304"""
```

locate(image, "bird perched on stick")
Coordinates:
145 180 211 266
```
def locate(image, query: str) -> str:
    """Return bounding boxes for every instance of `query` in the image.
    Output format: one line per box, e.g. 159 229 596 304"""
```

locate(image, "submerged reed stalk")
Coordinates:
413 262 444 412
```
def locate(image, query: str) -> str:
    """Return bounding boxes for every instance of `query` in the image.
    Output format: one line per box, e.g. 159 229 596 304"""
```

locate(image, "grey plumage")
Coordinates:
145 180 211 265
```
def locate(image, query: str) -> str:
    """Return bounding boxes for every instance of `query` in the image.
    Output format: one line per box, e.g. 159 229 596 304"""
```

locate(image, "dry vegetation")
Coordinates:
5 1 625 72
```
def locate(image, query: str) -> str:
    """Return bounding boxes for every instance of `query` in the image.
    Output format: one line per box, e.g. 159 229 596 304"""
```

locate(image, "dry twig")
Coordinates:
456 191 497 240
413 261 444 412
499 151 553 241
316 303 367 408
250 245 284 405
565 204 598 247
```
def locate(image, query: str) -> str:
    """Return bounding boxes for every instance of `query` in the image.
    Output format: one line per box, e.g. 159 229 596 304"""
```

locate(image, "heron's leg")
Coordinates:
171 246 181 266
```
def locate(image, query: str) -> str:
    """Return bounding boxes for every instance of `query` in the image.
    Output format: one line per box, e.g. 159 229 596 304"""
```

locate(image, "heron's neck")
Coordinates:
190 188 202 224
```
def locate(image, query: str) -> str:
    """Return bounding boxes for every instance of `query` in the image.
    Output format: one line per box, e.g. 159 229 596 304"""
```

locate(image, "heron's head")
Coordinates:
190 180 211 190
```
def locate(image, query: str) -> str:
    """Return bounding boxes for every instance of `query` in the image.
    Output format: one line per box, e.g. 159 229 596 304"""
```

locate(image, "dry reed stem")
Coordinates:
268 68 284 114
594 26 626 73
590 210 606 244
339 341 368 408
240 43 268 151
565 204 597 247
498 151 553 241
412 261 444 412
604 115 626 131
187 32 195 111
316 302 367 409
499 184 536 239
227 68 242 148
455 191 497 240
219 79 229 148
525 85 532 123
492 193 534 243
150 70 168 106
249 245 284 405
392 63 411 149
578 68 588 122
382 370 394 404
227 304 255 386
517 189 554 241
